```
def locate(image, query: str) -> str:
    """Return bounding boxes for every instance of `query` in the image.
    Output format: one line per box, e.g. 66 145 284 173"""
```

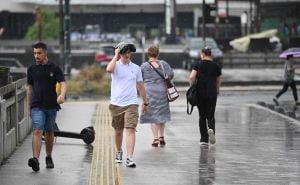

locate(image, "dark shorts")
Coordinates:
109 104 139 129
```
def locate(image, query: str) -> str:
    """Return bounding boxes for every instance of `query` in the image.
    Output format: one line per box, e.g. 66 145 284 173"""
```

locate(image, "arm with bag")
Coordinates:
187 69 198 115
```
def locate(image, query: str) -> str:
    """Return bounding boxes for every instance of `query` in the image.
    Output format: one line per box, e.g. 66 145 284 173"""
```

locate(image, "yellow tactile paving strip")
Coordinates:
89 103 121 185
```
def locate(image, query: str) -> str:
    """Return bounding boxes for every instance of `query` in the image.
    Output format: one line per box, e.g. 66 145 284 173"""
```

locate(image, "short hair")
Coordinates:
287 54 293 60
147 45 159 58
33 42 47 50
201 46 211 56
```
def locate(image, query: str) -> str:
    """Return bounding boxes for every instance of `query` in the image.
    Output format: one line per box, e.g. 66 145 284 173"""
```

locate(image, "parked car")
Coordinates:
94 44 115 67
182 37 223 70
0 58 27 81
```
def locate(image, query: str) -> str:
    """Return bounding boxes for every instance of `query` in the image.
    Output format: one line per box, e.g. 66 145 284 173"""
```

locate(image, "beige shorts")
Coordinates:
109 104 139 129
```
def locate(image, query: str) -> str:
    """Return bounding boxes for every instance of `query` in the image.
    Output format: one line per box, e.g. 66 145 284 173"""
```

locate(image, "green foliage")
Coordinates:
67 64 111 95
261 17 298 41
25 8 59 40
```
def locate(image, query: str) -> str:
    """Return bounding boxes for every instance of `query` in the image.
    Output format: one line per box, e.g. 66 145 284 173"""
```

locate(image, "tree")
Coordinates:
25 8 59 40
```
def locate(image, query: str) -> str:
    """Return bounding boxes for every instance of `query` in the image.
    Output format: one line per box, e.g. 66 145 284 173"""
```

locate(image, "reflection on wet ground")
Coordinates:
1 99 300 185
124 101 300 185
213 104 300 184
199 146 215 185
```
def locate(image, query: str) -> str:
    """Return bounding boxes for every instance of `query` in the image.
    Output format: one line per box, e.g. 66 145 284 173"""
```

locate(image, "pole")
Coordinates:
35 6 42 41
215 0 219 39
64 0 71 76
202 0 206 45
249 0 253 34
225 0 229 23
141 36 145 63
171 0 177 42
59 0 64 70
254 0 261 33
165 0 177 43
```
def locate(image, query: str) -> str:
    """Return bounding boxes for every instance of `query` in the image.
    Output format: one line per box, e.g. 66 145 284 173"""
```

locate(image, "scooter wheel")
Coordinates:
80 127 95 144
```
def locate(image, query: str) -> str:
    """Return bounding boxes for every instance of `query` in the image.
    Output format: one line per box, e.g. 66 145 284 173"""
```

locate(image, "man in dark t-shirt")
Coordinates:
188 46 221 147
27 42 67 172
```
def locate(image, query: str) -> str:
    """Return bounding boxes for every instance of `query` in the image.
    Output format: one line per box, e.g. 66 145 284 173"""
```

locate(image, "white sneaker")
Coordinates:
126 158 136 168
199 142 209 147
115 151 122 163
208 129 216 144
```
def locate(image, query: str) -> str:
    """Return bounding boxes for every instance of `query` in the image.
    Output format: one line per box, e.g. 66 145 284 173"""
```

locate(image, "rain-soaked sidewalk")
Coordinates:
1 94 300 185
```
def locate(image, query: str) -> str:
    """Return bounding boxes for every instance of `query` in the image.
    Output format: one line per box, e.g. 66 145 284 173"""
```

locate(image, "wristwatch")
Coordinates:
143 103 149 106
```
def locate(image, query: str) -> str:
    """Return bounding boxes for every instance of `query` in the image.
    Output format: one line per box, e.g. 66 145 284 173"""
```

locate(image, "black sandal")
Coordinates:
152 139 159 147
159 137 166 146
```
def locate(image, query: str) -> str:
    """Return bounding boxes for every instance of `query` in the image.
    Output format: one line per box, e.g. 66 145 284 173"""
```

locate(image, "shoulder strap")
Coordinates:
148 61 165 80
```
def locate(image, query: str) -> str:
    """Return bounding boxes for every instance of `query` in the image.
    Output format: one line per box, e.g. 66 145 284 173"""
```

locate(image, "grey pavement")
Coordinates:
1 90 300 184
2 65 300 184
0 102 96 185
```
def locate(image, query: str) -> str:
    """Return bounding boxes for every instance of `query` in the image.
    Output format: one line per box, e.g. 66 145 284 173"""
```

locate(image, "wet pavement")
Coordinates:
1 90 300 184
0 102 96 185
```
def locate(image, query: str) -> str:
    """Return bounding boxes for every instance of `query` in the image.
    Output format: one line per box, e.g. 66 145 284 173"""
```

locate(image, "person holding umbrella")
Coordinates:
273 54 299 106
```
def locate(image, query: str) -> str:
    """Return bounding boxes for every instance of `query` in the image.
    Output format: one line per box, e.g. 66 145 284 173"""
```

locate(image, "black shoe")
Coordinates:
28 157 40 172
46 156 54 168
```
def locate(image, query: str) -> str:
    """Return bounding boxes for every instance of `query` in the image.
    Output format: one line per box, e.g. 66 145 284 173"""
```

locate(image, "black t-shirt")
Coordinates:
192 60 221 98
27 61 65 109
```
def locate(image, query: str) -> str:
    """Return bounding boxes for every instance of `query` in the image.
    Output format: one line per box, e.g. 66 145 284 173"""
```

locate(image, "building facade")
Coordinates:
0 0 299 40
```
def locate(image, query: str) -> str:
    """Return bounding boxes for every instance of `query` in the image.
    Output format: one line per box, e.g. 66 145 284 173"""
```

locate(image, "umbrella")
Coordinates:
279 48 300 58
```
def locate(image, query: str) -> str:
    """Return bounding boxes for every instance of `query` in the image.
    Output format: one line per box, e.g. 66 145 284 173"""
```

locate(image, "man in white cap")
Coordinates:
106 41 148 168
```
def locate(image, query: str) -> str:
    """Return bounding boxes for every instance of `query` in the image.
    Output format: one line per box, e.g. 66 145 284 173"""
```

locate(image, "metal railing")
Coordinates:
222 52 300 69
0 78 30 164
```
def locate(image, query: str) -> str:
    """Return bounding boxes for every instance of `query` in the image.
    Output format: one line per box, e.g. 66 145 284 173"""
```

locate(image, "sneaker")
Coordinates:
208 129 216 144
115 151 123 163
126 158 136 168
45 156 54 168
273 97 279 106
28 157 40 172
199 142 209 148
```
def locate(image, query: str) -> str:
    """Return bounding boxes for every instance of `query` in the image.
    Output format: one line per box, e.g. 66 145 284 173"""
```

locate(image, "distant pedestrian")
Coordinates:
27 42 67 172
273 55 299 106
283 23 290 49
240 11 248 36
297 23 300 37
106 41 148 168
140 45 174 147
188 47 221 147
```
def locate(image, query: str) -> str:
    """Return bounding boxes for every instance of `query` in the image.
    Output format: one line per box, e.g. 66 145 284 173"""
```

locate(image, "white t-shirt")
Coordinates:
110 60 143 106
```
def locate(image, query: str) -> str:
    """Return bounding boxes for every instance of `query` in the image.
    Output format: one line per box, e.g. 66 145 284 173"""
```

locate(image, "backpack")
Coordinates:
186 81 198 115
